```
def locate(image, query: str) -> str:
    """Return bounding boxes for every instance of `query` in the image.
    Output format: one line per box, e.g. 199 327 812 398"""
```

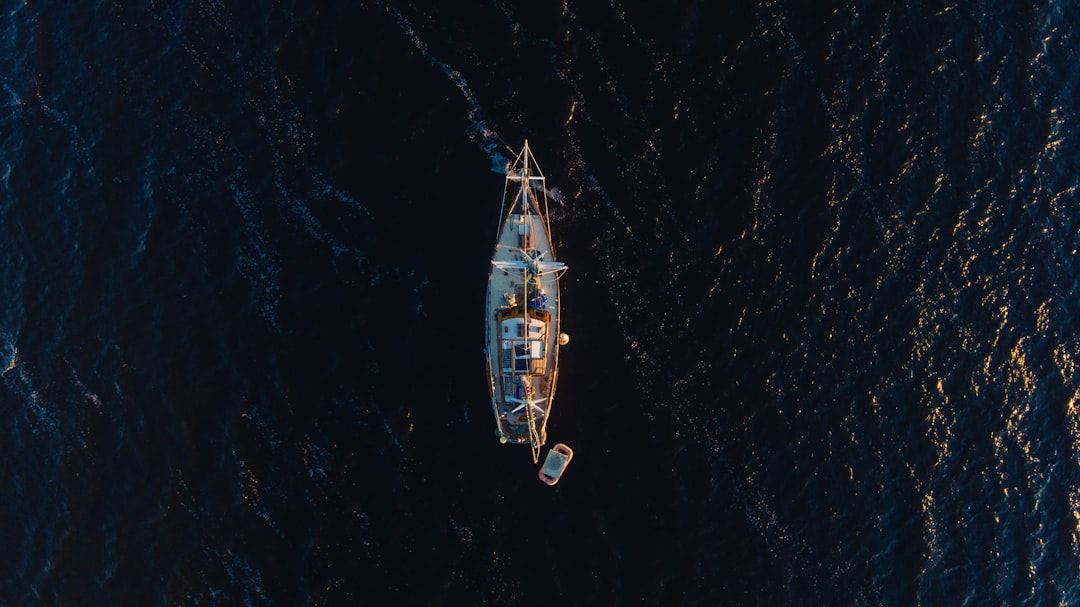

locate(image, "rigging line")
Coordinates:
499 135 515 158
522 146 537 462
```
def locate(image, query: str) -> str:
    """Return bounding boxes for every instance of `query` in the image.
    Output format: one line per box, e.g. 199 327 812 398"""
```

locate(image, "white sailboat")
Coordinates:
484 140 569 464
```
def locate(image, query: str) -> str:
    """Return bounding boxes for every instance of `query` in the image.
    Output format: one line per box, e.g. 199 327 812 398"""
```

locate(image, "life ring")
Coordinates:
516 413 528 424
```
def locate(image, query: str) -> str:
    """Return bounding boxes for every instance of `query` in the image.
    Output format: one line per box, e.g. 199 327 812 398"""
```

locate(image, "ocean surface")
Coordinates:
3 1 1080 605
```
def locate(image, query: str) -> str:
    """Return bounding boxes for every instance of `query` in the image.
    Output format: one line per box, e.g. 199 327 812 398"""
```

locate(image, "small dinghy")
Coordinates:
538 443 573 485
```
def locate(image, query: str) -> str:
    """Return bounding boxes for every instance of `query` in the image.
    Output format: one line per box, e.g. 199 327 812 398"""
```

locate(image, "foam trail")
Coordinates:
379 3 508 172
313 175 371 218
2 345 16 375
226 169 282 331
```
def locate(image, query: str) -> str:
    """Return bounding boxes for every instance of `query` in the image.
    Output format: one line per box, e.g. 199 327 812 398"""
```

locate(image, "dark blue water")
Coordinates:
4 1 1080 605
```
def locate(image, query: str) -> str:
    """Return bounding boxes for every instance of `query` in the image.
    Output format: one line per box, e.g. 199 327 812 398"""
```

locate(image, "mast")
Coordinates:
521 141 541 463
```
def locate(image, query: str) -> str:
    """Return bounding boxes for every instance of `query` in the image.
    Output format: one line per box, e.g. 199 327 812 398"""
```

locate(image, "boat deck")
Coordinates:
485 210 562 445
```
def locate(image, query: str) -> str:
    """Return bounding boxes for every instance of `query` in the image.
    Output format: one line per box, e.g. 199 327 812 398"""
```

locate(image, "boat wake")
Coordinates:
378 2 508 173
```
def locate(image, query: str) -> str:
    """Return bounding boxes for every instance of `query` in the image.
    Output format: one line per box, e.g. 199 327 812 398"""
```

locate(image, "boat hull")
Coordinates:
484 143 563 458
